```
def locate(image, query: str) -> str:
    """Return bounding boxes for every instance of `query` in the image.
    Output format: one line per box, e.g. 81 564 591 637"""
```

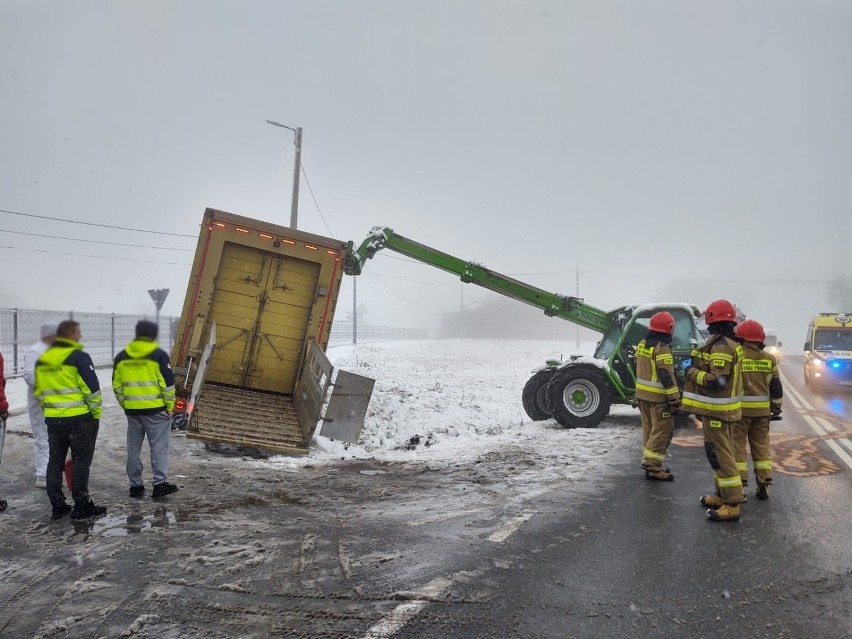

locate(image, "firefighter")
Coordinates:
733 319 782 500
634 311 681 481
682 299 745 522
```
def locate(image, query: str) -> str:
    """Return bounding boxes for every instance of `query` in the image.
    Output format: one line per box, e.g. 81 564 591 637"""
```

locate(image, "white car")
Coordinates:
764 332 782 361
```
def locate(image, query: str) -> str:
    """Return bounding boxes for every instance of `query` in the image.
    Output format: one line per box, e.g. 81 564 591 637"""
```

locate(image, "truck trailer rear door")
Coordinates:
206 242 321 393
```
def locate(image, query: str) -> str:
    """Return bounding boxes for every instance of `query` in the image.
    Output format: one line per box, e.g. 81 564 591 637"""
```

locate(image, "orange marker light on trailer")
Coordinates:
235 227 250 233
281 238 296 245
304 244 318 251
213 222 226 228
259 233 273 239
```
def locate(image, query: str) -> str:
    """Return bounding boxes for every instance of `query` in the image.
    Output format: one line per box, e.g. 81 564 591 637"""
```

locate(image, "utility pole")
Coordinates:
265 120 302 229
353 278 357 345
460 282 464 340
289 126 302 229
576 267 580 349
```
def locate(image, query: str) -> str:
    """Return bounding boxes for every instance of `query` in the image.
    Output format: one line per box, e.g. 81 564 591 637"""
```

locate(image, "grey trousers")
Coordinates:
126 411 171 487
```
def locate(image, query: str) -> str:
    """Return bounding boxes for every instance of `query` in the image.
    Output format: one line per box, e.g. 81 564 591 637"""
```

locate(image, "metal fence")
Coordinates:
0 307 177 377
328 322 427 344
0 308 427 376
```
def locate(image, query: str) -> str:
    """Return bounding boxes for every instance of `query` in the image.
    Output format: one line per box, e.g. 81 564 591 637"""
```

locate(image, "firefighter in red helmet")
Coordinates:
733 319 782 500
634 311 681 481
682 299 745 521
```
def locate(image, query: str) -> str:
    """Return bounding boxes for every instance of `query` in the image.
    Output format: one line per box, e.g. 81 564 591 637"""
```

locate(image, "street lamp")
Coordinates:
266 119 303 229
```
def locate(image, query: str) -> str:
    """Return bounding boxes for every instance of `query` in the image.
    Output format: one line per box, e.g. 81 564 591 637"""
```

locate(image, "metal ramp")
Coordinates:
190 384 308 455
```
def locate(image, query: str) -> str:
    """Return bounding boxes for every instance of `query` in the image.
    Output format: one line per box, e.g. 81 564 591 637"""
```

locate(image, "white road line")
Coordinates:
361 576 453 639
487 512 534 543
780 370 852 471
407 509 485 526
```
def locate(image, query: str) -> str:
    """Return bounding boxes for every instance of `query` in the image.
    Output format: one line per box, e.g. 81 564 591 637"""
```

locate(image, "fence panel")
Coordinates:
0 308 175 376
1 308 424 375
328 322 427 345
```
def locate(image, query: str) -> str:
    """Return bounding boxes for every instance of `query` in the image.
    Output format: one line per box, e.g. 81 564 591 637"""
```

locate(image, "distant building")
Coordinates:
439 294 601 342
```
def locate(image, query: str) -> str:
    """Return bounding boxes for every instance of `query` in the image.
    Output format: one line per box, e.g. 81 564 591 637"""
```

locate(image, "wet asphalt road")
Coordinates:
0 356 849 638
393 355 851 638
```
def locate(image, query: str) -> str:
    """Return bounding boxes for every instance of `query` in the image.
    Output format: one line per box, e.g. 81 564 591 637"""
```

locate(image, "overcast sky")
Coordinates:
2 0 850 344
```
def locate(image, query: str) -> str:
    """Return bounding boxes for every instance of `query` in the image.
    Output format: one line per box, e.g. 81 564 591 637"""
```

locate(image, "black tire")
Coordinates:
546 364 612 428
522 369 556 421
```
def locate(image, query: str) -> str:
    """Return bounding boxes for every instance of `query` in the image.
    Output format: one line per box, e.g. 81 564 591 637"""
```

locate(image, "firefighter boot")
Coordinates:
756 480 770 501
645 468 674 481
706 504 741 522
700 494 723 508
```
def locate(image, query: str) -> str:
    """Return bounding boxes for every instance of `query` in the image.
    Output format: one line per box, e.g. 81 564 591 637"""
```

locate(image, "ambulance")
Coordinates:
803 313 852 391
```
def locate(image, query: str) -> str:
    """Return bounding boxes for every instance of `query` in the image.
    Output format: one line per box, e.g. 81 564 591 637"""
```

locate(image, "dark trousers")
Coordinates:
46 417 99 508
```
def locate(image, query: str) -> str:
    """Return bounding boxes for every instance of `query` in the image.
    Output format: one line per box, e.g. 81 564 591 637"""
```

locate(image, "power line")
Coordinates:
0 207 197 238
299 164 334 237
0 229 194 251
0 244 191 265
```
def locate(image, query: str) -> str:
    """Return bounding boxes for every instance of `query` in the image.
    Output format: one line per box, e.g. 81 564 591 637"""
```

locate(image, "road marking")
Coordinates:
361 576 453 639
407 509 485 526
487 512 534 543
781 370 852 471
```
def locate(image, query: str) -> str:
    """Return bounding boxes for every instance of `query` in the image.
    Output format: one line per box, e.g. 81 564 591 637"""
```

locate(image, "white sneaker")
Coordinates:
35 476 47 488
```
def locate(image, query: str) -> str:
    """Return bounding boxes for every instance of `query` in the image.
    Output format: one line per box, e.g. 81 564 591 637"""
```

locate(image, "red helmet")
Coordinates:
649 311 675 335
704 299 738 325
736 319 765 343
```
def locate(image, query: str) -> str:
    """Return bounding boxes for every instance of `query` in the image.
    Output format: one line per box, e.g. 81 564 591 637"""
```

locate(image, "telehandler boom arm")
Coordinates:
345 227 613 334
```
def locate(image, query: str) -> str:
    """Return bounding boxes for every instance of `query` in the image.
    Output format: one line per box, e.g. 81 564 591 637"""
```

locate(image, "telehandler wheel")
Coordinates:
522 368 556 421
546 365 611 429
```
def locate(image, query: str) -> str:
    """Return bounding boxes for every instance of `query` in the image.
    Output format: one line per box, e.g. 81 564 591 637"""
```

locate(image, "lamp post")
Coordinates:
266 119 303 229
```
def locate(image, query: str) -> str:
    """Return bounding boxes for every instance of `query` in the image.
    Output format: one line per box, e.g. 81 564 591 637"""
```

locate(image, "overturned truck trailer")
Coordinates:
171 208 368 455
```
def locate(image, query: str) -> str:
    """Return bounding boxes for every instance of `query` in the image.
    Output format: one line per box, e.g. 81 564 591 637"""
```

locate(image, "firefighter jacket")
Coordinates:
682 334 743 421
112 337 176 415
634 336 680 405
740 341 782 417
34 338 102 425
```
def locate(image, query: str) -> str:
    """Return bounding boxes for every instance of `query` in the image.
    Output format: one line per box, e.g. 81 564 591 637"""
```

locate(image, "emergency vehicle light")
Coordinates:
830 361 842 369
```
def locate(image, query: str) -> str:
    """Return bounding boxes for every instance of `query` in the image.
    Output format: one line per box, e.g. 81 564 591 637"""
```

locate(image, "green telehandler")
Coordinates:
345 227 704 429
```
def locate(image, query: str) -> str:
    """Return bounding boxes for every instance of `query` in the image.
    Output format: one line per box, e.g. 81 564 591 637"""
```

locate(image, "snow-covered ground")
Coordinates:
4 338 640 470
0 338 650 637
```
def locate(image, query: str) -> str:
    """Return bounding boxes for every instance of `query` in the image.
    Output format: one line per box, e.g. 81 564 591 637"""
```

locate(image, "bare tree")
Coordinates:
827 273 852 313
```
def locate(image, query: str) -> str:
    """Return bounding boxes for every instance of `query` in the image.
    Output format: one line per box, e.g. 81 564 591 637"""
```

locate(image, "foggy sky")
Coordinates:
2 0 851 345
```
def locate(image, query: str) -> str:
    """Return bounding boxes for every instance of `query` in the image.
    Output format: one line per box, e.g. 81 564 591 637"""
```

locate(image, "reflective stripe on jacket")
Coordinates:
112 337 175 415
34 338 102 424
682 334 743 421
740 342 781 416
634 339 680 404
